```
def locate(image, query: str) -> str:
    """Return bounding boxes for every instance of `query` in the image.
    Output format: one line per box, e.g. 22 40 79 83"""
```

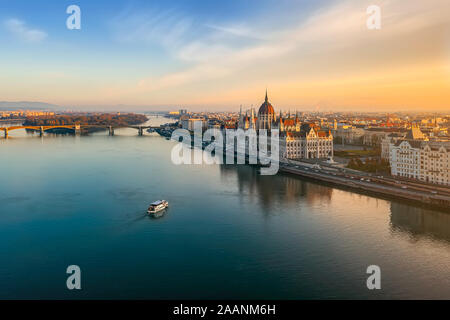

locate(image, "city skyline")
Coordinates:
0 0 449 112
2 0 450 305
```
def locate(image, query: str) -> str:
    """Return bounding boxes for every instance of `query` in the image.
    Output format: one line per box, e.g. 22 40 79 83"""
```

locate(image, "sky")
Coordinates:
0 0 449 112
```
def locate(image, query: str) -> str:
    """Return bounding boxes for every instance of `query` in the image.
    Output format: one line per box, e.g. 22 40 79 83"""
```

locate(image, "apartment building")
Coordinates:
420 144 450 185
181 118 207 132
390 140 449 186
390 140 422 180
381 133 406 160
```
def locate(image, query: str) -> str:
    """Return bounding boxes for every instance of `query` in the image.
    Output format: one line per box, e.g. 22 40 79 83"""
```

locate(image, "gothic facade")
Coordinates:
237 91 334 160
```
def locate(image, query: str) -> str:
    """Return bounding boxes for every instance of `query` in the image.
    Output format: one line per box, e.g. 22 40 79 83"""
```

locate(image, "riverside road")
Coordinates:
279 162 450 210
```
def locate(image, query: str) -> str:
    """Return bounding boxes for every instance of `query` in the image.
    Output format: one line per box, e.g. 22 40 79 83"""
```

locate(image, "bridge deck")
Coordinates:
0 125 161 131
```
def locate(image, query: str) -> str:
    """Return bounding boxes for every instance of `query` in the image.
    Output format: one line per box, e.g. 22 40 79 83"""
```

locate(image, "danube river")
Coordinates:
0 117 449 299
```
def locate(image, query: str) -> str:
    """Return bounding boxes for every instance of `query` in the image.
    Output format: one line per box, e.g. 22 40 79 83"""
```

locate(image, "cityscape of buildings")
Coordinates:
172 91 449 187
2 92 449 187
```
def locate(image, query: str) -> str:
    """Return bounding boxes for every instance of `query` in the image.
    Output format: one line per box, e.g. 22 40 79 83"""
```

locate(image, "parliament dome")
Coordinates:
258 90 275 115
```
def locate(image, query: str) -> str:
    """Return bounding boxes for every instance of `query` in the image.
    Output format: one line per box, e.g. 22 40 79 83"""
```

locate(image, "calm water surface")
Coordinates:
0 117 449 299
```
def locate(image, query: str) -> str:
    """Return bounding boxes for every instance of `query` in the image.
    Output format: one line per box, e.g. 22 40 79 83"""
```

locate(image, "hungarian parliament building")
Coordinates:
237 91 334 160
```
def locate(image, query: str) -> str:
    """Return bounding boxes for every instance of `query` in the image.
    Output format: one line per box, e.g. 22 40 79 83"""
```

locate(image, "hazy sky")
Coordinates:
0 0 449 112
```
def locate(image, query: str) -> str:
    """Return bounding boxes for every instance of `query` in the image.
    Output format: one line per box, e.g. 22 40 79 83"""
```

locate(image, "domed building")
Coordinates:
257 90 276 130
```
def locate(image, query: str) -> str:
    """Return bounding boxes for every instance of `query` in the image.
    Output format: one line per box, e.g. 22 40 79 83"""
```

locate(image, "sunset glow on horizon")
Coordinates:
0 0 449 112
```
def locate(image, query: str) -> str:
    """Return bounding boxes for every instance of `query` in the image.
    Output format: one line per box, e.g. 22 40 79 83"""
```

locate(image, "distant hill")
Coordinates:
0 101 62 111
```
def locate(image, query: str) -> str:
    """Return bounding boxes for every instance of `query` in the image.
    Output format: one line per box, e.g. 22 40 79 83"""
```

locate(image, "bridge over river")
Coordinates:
0 124 161 138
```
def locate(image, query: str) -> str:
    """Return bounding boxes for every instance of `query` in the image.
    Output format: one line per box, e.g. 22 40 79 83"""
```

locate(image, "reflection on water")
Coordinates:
390 202 450 243
150 210 168 219
222 162 450 247
220 165 333 212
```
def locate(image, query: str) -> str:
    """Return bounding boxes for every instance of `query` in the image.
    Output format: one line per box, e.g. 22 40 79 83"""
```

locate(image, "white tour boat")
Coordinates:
147 200 169 214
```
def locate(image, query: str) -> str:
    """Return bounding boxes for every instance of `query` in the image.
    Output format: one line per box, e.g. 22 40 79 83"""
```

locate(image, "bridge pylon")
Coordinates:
39 126 44 137
109 126 114 136
75 124 81 135
138 126 143 136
